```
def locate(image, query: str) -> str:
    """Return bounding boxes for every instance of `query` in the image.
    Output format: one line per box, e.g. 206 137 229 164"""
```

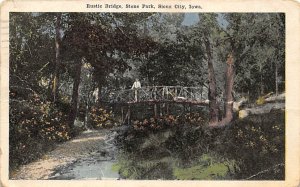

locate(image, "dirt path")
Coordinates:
10 129 118 180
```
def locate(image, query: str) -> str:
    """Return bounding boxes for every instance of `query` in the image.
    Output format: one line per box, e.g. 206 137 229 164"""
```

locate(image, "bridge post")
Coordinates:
166 103 169 115
127 105 131 125
161 88 165 116
134 89 138 102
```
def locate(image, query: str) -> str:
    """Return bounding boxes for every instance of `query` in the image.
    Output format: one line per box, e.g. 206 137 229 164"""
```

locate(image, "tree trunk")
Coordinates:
260 69 264 95
84 101 90 129
68 60 83 130
97 83 102 103
275 61 278 96
128 106 131 125
154 104 158 118
210 53 235 127
259 65 265 95
121 106 124 122
204 38 219 124
224 53 235 121
52 13 62 103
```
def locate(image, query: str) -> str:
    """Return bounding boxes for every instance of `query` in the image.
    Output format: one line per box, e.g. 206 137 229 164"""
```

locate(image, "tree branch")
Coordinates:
10 85 38 95
108 13 130 40
38 61 51 73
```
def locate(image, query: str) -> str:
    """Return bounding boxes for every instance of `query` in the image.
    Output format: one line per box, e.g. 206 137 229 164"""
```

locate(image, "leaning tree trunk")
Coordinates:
204 38 219 124
210 53 235 127
68 60 83 130
52 13 62 103
224 53 235 122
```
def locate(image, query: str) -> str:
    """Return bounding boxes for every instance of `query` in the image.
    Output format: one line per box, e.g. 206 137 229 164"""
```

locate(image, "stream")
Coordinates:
49 130 120 180
10 107 285 180
47 106 285 180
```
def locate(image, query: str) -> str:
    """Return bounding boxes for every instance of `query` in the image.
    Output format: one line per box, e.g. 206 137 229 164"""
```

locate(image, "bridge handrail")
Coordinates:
99 86 208 104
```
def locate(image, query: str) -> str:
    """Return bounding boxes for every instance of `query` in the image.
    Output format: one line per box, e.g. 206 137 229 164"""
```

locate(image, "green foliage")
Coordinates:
9 12 155 172
113 151 175 180
173 153 238 180
8 12 285 179
89 106 114 128
174 163 227 180
115 110 284 180
131 112 207 132
256 96 265 105
9 92 73 170
224 13 285 96
221 110 285 179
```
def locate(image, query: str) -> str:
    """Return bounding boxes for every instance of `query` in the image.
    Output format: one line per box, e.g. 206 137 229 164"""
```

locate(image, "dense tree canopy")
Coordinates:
9 12 285 173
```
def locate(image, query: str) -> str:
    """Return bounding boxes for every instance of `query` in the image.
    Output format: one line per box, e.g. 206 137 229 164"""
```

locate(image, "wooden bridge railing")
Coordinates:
100 86 209 105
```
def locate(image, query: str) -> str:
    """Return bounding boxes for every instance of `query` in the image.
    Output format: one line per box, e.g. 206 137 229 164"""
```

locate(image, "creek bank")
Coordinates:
113 109 285 180
49 130 119 180
10 129 118 180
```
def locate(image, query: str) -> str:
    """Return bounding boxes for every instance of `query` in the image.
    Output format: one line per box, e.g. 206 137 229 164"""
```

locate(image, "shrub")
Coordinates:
9 92 73 171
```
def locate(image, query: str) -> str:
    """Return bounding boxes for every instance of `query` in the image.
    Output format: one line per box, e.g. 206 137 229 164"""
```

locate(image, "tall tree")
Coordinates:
219 53 235 126
52 13 62 102
61 13 156 128
213 13 285 127
68 59 83 129
204 36 218 124
196 14 221 125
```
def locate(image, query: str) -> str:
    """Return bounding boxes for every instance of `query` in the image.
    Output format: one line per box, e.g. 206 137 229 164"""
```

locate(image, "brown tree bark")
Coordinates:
52 13 62 103
68 60 83 129
204 38 219 124
260 65 264 95
223 53 235 121
97 83 102 103
275 60 278 96
210 53 235 127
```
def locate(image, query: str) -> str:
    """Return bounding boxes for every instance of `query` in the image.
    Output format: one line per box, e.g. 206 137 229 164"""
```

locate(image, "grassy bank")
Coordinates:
114 109 285 180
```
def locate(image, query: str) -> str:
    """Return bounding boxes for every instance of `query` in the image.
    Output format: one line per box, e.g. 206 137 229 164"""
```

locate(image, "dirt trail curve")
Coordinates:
11 129 115 180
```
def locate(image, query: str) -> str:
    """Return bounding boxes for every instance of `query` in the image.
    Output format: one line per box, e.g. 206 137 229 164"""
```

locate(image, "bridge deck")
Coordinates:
100 86 209 105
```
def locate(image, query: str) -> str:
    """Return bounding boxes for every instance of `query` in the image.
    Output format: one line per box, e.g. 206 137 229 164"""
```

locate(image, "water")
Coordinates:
50 131 120 180
50 160 119 180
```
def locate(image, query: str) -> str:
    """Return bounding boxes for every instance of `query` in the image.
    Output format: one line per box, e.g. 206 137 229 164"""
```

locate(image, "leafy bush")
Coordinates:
115 110 284 180
220 109 285 179
89 106 114 128
131 112 207 132
9 91 73 171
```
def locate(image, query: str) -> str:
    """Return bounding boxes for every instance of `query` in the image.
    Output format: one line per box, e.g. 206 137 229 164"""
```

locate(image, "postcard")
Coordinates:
1 0 299 187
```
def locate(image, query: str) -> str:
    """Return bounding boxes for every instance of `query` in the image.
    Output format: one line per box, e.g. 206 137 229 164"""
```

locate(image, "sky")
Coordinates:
182 13 199 26
182 13 228 28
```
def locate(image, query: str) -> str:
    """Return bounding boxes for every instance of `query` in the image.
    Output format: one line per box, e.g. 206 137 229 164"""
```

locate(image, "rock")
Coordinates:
239 110 250 119
74 119 84 127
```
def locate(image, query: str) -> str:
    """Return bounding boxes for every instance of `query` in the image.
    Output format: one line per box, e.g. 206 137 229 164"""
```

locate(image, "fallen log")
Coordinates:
239 102 285 119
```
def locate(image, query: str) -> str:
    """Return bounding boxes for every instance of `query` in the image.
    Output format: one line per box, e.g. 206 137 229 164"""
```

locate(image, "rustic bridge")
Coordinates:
100 86 209 105
99 86 209 124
